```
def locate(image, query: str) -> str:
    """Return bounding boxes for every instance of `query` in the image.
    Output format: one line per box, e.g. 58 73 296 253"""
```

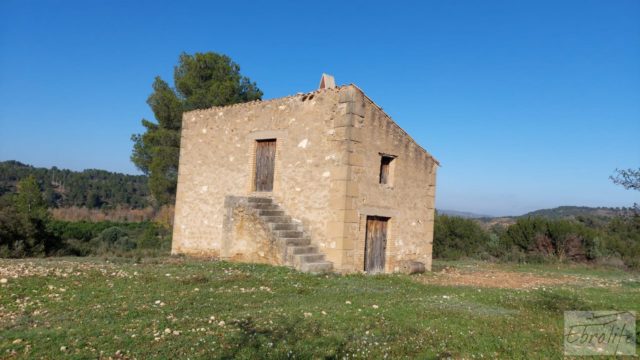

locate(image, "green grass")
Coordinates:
435 258 638 278
1 258 638 359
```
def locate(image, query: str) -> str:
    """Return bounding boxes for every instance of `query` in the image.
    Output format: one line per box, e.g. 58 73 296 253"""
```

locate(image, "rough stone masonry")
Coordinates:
172 75 439 273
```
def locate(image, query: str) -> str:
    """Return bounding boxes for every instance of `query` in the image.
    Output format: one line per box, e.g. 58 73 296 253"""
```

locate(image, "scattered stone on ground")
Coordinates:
0 259 132 280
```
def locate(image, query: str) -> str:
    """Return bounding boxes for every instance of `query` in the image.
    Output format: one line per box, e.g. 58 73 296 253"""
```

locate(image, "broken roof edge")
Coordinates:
182 84 348 116
349 84 441 167
182 83 440 167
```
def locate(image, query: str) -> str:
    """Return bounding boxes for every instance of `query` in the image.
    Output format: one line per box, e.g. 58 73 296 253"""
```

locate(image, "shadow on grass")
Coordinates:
220 316 350 359
528 290 590 313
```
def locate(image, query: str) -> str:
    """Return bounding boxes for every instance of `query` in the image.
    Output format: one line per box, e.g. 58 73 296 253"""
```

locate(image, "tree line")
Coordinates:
1 175 639 269
0 160 150 209
435 169 640 269
0 176 169 258
434 213 640 270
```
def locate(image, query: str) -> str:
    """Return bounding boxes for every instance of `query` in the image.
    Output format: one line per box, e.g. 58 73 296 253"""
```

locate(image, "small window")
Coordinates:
379 155 395 185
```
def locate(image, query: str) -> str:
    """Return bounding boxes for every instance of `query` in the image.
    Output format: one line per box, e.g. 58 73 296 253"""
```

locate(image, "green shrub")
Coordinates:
433 214 491 259
137 222 171 250
501 217 596 262
49 220 148 242
600 215 640 270
96 226 128 244
46 220 171 257
433 213 639 269
61 238 93 256
502 217 548 252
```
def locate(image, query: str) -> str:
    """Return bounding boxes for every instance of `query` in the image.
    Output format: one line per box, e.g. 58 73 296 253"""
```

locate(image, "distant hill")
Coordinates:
521 206 632 219
444 205 634 228
437 209 491 218
0 160 150 209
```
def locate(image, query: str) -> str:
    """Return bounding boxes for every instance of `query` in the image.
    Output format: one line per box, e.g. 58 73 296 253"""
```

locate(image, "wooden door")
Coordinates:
365 216 389 273
255 139 276 192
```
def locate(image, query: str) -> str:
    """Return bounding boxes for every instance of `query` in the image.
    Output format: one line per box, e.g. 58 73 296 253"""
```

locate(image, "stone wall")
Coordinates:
172 87 349 260
334 87 438 272
221 196 285 265
172 84 438 273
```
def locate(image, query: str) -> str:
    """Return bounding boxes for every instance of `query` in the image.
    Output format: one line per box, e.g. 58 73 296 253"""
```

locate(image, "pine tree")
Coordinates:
14 176 52 255
131 52 262 205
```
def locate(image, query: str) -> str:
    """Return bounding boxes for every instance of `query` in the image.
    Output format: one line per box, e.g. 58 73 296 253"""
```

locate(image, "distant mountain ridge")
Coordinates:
440 206 634 226
520 206 632 219
437 209 491 218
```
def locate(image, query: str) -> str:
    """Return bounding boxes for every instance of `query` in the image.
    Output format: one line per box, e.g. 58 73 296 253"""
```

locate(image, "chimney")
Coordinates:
318 73 336 90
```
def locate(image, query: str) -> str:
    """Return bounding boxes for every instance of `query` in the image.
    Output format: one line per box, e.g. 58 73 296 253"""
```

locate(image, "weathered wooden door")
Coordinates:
365 216 389 273
255 139 276 192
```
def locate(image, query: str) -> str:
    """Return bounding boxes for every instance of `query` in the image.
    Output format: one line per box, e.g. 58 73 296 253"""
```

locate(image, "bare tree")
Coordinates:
611 168 640 212
610 168 640 191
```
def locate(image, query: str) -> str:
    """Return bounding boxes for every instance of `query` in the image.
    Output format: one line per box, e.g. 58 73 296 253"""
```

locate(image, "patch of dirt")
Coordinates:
418 266 578 289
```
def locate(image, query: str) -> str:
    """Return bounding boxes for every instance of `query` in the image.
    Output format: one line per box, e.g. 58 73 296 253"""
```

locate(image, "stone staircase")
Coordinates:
246 197 333 273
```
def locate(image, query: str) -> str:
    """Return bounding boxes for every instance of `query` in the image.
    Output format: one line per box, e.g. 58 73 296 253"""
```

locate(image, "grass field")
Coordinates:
1 257 638 359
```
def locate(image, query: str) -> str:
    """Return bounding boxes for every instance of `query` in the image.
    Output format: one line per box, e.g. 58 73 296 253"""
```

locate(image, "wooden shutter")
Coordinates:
379 156 393 184
365 216 389 273
255 139 276 192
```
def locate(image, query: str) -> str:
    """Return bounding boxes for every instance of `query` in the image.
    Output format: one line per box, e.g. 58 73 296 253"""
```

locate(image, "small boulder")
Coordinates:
396 261 426 275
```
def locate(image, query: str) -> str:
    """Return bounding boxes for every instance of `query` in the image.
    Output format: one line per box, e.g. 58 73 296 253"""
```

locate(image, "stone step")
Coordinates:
260 210 285 217
251 203 279 210
287 245 316 255
280 237 311 246
277 230 304 238
293 253 325 264
248 197 272 203
262 216 291 223
299 261 333 273
270 223 299 231
237 196 333 274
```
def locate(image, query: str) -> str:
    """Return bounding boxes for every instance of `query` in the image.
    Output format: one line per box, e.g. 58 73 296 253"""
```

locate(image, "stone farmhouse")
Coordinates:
172 75 439 273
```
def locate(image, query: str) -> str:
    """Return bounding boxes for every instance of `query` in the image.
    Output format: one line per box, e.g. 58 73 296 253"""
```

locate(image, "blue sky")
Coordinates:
1 0 638 216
